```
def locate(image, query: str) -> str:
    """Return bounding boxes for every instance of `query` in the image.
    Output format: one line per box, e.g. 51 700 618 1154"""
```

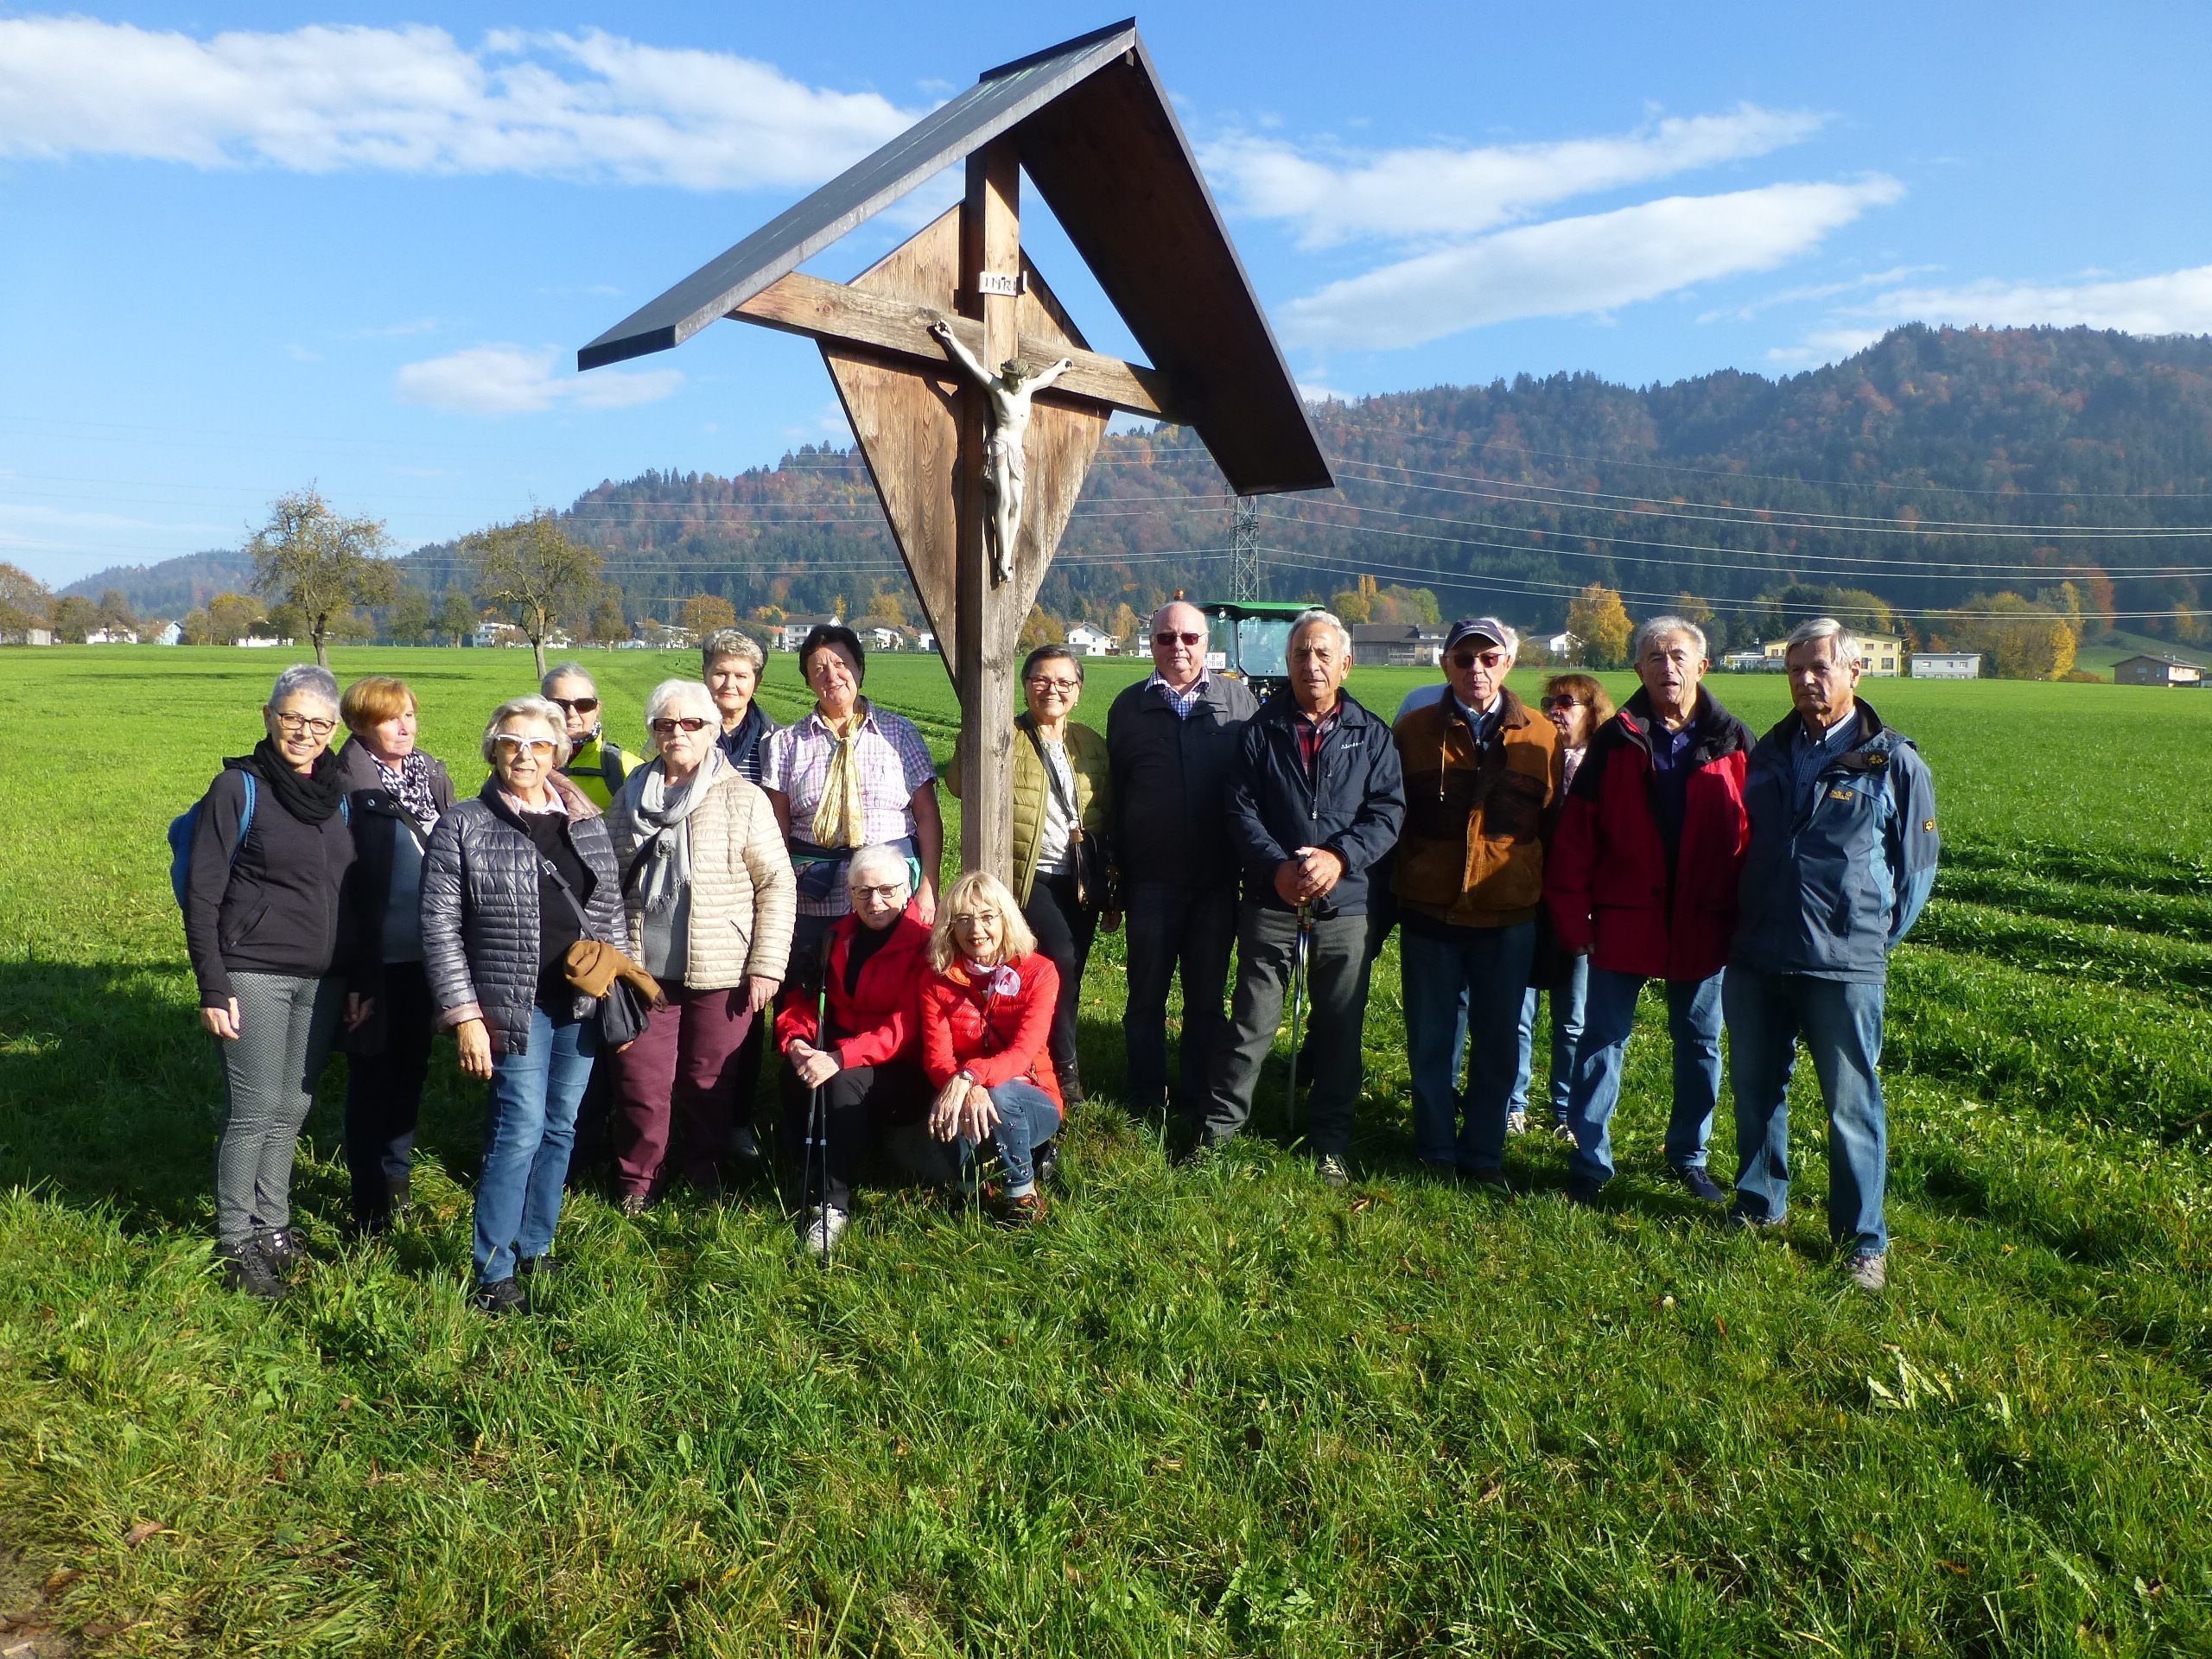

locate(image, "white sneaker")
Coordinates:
801 1205 849 1256
1505 1110 1529 1136
1551 1119 1577 1144
1847 1251 1887 1293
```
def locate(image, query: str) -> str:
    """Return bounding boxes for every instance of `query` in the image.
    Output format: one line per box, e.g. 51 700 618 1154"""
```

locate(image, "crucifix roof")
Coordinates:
577 20 1329 495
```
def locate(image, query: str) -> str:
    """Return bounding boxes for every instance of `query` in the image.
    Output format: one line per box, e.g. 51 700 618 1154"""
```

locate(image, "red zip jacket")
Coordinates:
919 954 1063 1108
773 910 931 1069
1544 688 1752 983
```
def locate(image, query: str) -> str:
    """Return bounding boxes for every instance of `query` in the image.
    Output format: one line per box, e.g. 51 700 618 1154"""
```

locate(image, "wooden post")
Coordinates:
955 139 1021 884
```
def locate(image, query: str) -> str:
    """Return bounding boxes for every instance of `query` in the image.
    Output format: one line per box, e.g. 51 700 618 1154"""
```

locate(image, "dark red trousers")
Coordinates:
610 985 755 1194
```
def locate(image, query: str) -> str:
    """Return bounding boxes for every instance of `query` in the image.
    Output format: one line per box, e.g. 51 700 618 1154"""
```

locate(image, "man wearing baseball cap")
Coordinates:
1390 617 1562 1190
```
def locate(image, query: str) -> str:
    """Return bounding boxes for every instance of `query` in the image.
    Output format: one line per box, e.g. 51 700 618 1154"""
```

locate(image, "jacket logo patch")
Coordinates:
1828 786 1856 802
1922 818 1936 832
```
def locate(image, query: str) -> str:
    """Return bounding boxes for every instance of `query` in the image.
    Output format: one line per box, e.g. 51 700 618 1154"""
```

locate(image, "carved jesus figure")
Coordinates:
929 317 1074 585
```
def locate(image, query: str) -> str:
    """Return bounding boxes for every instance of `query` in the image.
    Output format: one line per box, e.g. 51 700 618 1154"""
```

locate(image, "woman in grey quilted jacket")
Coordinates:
421 695 624 1316
605 679 796 1210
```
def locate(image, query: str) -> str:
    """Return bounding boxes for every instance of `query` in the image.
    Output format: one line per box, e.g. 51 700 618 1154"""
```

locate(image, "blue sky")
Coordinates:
5 0 2211 588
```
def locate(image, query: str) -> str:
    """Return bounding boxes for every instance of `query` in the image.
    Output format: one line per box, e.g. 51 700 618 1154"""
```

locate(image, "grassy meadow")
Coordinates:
2 642 2210 1656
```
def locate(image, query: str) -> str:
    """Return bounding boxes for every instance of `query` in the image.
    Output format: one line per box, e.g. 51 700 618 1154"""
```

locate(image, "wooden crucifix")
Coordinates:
578 22 1332 887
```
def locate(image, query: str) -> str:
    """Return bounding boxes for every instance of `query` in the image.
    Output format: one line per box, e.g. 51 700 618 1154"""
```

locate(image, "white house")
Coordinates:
1065 624 1120 656
156 621 184 645
85 626 138 645
1545 630 1579 659
775 614 840 652
237 634 290 649
1910 652 1981 679
471 620 527 649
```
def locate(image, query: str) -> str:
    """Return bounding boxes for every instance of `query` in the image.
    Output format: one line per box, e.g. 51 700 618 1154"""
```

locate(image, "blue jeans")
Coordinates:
963 1078 1062 1196
1724 967 1889 1256
1563 967 1724 1186
474 1006 599 1282
1402 922 1535 1172
1511 953 1590 1123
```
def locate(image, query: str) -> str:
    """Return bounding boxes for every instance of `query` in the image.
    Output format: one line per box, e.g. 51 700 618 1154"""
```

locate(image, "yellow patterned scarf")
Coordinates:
811 702 868 849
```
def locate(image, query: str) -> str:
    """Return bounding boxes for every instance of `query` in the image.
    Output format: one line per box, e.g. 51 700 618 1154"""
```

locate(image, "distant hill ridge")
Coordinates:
73 325 2212 630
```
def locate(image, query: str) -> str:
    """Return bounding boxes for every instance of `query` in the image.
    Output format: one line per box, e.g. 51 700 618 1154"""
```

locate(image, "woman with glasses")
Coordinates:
919 870 1064 1225
1510 673 1615 1138
773 845 933 1255
542 663 631 810
332 675 455 1235
182 664 361 1300
604 680 795 1213
947 643 1113 1116
760 623 944 982
421 696 625 1315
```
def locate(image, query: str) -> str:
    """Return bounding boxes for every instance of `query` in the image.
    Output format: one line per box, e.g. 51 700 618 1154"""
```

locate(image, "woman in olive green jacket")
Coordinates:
949 644 1114 1104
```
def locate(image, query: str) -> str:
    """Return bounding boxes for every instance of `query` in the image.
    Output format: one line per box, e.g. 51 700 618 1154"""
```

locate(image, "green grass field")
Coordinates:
3 644 2210 1656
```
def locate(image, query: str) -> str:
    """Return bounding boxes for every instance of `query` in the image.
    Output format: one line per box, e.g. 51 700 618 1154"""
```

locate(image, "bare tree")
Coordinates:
467 508 603 678
250 487 397 668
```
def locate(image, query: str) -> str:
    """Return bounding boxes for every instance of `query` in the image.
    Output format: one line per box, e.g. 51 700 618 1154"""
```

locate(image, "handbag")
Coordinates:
1020 721 1109 909
538 855 665 1046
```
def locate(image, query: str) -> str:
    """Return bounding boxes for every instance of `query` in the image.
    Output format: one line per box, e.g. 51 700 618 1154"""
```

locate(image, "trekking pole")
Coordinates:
802 979 829 1266
1284 901 1313 1127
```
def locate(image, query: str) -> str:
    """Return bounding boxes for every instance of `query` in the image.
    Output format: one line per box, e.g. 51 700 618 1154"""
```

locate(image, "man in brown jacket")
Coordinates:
1392 618 1561 1190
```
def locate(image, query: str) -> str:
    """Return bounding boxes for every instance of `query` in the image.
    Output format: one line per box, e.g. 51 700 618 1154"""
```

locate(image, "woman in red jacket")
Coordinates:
920 869 1064 1224
776 844 931 1255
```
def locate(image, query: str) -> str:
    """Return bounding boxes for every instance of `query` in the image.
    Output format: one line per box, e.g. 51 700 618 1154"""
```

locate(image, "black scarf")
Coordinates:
238 737 347 824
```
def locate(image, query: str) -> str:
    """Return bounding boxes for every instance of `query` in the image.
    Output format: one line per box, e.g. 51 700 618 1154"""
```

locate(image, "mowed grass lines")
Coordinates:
3 645 2212 1656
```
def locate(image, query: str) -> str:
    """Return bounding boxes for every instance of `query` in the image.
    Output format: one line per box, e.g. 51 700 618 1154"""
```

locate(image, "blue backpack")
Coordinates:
168 772 258 909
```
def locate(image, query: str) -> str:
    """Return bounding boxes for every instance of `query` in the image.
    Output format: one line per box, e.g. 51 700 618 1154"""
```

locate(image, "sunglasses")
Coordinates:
1541 695 1585 711
550 696 600 715
1448 649 1510 670
1153 631 1205 647
492 734 556 757
650 716 709 735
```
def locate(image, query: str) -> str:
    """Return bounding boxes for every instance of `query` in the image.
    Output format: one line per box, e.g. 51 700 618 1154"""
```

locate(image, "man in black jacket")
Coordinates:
1107 600 1258 1116
1195 610 1405 1180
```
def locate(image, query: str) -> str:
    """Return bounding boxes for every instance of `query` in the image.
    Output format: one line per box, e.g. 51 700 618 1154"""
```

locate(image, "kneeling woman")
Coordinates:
918 870 1065 1223
775 844 931 1254
422 696 625 1314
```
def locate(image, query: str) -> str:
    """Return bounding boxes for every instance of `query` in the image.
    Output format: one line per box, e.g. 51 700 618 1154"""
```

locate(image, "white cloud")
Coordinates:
1297 382 1353 405
1281 178 1904 351
1769 264 2212 365
1205 105 1824 248
0 18 917 190
395 345 682 415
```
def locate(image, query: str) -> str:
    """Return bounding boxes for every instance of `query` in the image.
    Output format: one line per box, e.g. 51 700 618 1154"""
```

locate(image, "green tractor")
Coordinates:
1198 600 1319 705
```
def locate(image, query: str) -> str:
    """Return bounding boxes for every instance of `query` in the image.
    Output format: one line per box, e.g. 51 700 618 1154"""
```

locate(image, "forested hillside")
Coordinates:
71 324 2212 645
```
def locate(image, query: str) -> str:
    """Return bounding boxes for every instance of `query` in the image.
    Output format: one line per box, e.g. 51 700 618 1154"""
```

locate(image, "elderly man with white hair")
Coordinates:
1106 597 1258 1117
1545 615 1752 1208
604 678 796 1212
1194 609 1403 1181
1390 616 1561 1190
1725 617 1939 1292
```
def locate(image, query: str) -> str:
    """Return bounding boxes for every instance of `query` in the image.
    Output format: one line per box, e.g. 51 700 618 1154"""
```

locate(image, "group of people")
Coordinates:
181 600 1936 1311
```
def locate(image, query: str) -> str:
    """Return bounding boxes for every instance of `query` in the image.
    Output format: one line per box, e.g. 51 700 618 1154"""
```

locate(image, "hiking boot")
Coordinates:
994 1189 1049 1226
1564 1177 1605 1209
1033 1138 1062 1189
1317 1154 1351 1190
1847 1251 1888 1293
256 1226 306 1277
1671 1165 1727 1205
801 1205 850 1256
730 1124 764 1165
217 1243 288 1301
616 1191 651 1218
1724 1203 1786 1233
471 1277 526 1316
1505 1109 1529 1137
1058 1065 1086 1110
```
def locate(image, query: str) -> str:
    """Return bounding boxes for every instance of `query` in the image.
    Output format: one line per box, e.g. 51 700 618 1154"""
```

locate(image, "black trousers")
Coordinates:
344 960 434 1225
1022 868 1099 1095
779 1058 930 1211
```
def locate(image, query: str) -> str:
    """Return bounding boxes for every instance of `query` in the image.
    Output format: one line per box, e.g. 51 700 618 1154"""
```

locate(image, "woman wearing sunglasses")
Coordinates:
421 695 626 1314
604 680 795 1213
541 663 632 810
181 664 361 1300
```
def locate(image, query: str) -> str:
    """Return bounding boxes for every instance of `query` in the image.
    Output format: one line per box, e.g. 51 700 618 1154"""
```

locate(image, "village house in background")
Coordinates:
1350 621 1447 667
2113 652 2205 687
1765 632 1904 676
1064 622 1120 656
1909 651 1982 679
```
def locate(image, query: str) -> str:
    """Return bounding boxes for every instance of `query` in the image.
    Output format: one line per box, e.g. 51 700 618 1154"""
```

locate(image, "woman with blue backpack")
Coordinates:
180 664 360 1300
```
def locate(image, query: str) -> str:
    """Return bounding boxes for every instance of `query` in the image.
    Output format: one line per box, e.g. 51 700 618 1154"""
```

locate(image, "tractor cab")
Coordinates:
1199 601 1317 705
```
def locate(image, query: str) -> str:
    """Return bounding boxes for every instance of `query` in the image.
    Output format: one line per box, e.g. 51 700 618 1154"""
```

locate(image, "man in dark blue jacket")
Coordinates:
1726 616 1939 1291
1195 609 1405 1182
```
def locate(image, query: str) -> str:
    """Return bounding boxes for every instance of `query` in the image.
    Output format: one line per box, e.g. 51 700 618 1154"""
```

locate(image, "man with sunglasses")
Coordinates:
1391 617 1561 1190
1545 616 1751 1208
542 664 631 810
1107 599 1258 1118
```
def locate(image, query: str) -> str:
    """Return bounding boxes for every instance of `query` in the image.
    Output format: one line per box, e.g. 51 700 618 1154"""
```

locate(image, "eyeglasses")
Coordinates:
550 696 599 715
492 734 556 757
272 711 337 737
852 882 907 902
1026 677 1080 693
1153 631 1205 647
1540 696 1584 711
1448 650 1510 671
649 716 709 735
